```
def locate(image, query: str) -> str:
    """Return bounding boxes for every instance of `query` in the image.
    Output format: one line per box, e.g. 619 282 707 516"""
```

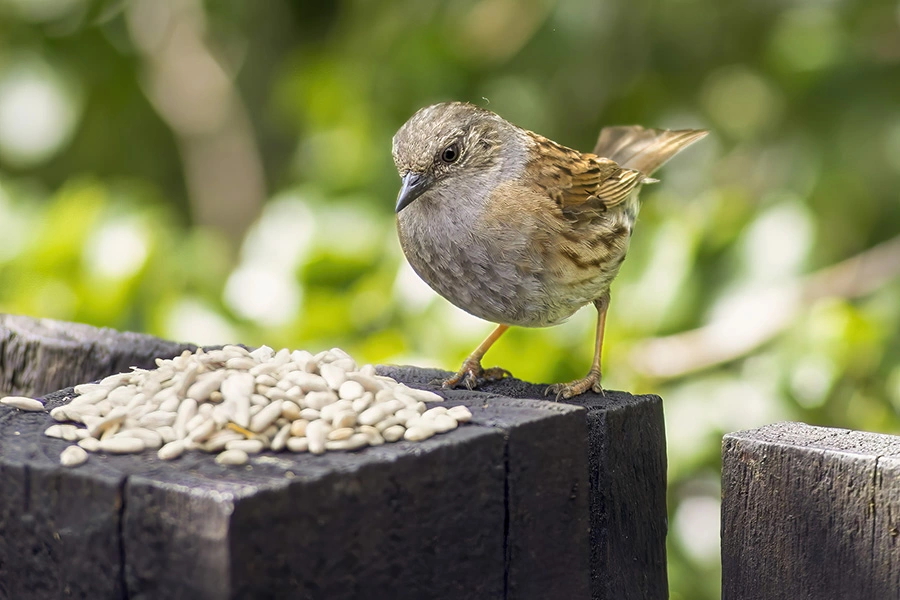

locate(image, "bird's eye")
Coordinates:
441 143 460 164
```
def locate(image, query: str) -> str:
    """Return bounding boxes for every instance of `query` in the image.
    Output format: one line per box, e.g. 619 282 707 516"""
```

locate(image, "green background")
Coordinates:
1 0 899 597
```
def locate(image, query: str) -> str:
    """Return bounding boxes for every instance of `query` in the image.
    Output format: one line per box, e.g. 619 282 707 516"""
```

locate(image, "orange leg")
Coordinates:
546 293 610 400
442 324 512 390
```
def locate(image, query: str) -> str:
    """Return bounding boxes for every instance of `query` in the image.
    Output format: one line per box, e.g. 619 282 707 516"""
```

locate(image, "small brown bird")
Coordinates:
392 102 707 398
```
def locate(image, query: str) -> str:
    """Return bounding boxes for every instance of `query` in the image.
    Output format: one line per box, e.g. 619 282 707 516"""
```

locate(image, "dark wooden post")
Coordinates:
0 315 668 600
722 422 900 600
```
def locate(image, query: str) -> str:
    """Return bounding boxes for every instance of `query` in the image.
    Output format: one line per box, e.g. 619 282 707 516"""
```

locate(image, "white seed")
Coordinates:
272 348 291 365
232 394 251 429
41 345 466 465
346 373 384 393
358 405 387 426
174 398 198 439
221 371 254 403
187 418 216 443
186 370 227 401
395 408 421 424
225 356 256 371
319 363 347 390
88 407 128 439
250 393 270 406
351 394 373 413
325 433 369 451
281 401 301 421
304 390 338 410
158 440 185 460
185 413 206 433
422 406 449 419
285 422 307 442
447 405 473 423
287 372 329 393
382 425 406 442
99 423 120 440
139 411 177 428
299 408 320 421
100 372 131 387
225 439 265 454
271 424 291 452
431 414 458 433
306 420 330 455
45 424 71 439
1 396 45 411
404 426 435 442
338 380 365 401
375 388 395 403
73 383 107 395
249 361 280 377
264 387 288 402
60 445 88 467
358 425 384 446
375 416 402 432
50 406 73 422
203 429 244 452
216 449 249 465
157 426 177 444
291 349 315 367
382 399 406 415
78 437 101 452
158 394 181 413
255 373 278 387
107 386 137 406
249 400 283 433
286 436 309 452
332 410 357 429
99 437 146 454
330 358 357 372
327 427 355 441
118 427 163 449
320 399 352 423
69 388 108 406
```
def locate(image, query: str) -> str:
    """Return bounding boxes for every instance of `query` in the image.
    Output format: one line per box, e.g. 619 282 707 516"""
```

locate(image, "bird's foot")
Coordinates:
545 368 604 401
437 359 512 390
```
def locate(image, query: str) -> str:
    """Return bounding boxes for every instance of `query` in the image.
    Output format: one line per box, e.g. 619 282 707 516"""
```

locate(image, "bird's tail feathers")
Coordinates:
593 126 708 176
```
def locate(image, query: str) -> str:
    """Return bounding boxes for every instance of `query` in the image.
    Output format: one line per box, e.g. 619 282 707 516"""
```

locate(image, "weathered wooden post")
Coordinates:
721 422 900 600
0 315 668 600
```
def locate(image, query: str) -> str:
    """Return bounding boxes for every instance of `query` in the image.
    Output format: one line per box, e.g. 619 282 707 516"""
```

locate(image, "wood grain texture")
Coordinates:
0 314 195 397
0 317 669 600
391 367 669 600
722 422 900 600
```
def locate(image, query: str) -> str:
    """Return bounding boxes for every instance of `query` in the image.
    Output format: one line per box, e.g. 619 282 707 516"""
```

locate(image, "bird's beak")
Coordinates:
395 172 430 213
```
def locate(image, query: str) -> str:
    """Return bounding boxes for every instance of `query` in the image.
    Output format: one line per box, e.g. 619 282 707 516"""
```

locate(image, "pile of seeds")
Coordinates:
2 345 471 467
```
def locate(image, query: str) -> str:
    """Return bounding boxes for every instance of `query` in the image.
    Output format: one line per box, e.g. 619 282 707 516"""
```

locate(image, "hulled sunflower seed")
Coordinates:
1 396 45 411
60 445 88 467
38 344 469 467
216 449 249 465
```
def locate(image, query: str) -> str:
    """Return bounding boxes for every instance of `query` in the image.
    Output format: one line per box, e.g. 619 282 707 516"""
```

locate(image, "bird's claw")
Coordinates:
438 361 512 390
545 369 604 401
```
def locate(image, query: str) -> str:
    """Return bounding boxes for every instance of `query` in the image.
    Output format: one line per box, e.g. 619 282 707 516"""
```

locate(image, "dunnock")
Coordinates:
392 102 707 398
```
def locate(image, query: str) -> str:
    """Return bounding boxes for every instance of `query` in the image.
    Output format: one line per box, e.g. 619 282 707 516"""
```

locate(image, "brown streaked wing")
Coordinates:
525 133 644 217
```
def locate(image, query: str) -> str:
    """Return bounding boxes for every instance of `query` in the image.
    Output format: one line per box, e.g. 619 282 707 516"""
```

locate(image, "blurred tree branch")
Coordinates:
125 0 265 246
630 235 900 379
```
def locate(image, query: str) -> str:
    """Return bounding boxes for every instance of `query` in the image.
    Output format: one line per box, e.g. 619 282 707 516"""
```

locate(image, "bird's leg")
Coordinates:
441 324 512 390
546 293 610 400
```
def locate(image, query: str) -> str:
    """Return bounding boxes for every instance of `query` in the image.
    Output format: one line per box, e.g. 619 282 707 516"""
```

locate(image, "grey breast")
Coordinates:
397 193 573 328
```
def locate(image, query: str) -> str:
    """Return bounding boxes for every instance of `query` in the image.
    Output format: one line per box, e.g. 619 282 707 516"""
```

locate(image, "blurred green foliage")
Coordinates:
1 0 899 597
